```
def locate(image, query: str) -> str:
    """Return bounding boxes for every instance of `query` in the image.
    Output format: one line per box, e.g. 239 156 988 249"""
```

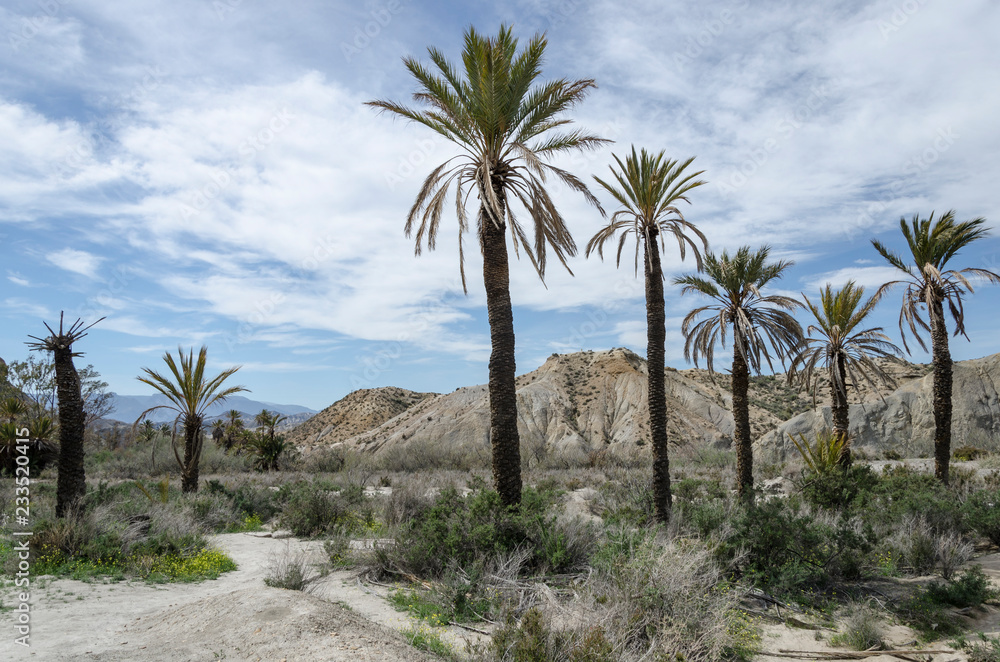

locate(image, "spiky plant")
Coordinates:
675 246 803 496
136 346 246 493
872 211 1000 483
789 282 901 465
586 146 707 523
368 25 607 507
26 313 103 516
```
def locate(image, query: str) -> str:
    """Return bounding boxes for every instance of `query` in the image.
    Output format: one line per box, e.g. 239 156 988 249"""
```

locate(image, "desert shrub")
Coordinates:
377 438 488 472
300 446 347 473
877 516 939 575
388 485 588 579
263 545 315 590
830 600 884 651
593 466 654 527
934 531 974 580
925 565 998 608
678 498 729 539
205 479 282 523
277 481 365 537
953 445 988 461
962 488 1000 547
382 481 433 528
851 465 959 533
799 464 879 511
712 498 874 595
957 634 1000 662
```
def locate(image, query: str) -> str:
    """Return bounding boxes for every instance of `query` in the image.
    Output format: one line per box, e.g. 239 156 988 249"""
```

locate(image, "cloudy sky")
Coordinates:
2 0 998 412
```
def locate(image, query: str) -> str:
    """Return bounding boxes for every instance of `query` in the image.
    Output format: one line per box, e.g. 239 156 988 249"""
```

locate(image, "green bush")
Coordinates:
800 464 879 510
851 465 959 533
712 498 874 595
962 489 1000 546
390 485 589 579
926 566 998 608
277 481 366 538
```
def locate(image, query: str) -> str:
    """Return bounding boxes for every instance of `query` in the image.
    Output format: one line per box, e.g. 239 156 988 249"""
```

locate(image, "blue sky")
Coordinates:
2 0 998 411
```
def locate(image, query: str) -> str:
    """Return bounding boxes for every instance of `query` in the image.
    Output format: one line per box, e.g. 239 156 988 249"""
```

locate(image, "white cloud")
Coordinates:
47 248 104 278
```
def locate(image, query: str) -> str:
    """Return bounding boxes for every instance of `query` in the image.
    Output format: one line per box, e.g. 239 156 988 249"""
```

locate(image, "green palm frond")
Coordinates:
872 210 999 353
675 245 803 377
136 346 246 423
789 429 847 474
368 24 608 293
586 146 707 275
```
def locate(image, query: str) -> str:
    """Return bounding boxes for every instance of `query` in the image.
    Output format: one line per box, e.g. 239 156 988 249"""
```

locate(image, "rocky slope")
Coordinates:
300 348 899 458
287 386 436 448
758 353 999 459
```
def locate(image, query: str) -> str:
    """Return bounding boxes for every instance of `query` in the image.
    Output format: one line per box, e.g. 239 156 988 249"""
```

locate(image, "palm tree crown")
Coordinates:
367 24 607 291
872 211 1000 352
586 147 706 272
675 245 802 376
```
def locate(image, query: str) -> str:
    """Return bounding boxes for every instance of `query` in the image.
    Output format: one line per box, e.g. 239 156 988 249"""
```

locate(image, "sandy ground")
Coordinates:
2 514 999 660
0 532 480 661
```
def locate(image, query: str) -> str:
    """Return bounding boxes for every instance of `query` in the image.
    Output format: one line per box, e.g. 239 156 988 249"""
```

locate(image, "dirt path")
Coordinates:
1 532 477 661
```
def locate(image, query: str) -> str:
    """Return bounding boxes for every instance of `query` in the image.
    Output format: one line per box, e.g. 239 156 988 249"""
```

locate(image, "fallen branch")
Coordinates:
762 649 953 660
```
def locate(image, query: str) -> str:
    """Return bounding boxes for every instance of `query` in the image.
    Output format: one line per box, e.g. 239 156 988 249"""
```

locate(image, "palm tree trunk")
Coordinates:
731 345 753 497
480 194 522 508
53 346 86 517
929 298 952 484
181 415 202 493
644 232 672 524
832 355 851 466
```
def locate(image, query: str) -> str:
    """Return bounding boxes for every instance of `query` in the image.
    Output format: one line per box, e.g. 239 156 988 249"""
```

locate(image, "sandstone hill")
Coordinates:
287 386 436 448
293 348 925 458
758 353 999 460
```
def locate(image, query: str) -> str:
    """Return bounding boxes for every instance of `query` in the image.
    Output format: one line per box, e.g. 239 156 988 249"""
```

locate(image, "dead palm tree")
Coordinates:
789 281 901 466
136 347 246 493
872 211 1000 483
675 246 803 496
26 313 103 516
586 147 707 523
368 25 607 507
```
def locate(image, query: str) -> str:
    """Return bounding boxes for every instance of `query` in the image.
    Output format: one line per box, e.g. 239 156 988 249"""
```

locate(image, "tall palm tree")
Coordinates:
26 313 102 517
675 246 803 496
872 211 1000 483
789 281 901 466
136 347 246 493
586 147 707 523
368 25 607 507
222 409 245 452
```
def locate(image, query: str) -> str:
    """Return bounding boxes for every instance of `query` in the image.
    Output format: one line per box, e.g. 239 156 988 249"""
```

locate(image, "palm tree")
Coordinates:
255 409 285 441
26 313 102 517
586 147 707 523
872 211 1000 483
675 246 803 496
136 346 246 493
789 281 901 466
222 409 246 452
368 25 607 507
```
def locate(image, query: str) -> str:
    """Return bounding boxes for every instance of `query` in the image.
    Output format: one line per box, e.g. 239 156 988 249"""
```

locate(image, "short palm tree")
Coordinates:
872 211 1000 483
222 409 245 452
27 313 102 517
675 246 803 496
586 147 707 523
368 25 607 507
255 409 285 440
136 347 246 493
789 281 901 465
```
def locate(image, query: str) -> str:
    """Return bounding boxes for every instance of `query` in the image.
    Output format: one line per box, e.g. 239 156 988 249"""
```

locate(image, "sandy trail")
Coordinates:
1 532 475 661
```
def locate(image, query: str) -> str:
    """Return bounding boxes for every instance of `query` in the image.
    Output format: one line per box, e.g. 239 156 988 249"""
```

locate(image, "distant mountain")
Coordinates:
107 394 317 425
286 387 436 448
